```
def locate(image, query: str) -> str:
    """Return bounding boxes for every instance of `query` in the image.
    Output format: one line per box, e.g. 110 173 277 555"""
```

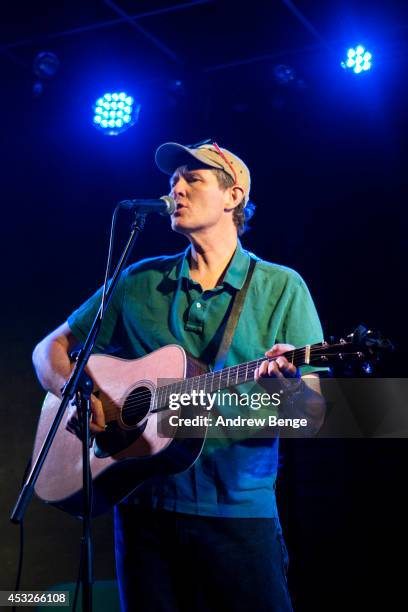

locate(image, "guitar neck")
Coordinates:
155 343 322 409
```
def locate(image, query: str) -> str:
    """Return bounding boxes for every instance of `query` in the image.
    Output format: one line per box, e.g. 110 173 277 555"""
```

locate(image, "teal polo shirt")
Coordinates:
68 241 325 517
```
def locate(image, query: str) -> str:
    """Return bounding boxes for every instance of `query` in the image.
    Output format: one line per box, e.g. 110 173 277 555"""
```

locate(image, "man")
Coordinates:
33 140 326 611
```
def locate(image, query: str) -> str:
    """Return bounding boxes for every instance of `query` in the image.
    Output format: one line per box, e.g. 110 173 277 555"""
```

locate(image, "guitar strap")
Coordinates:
213 255 257 372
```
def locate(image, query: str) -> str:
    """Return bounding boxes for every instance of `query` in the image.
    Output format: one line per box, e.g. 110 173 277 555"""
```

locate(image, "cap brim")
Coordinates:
155 142 213 175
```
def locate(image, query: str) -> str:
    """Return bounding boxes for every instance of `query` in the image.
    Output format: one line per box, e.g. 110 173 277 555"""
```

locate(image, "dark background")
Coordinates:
1 1 406 610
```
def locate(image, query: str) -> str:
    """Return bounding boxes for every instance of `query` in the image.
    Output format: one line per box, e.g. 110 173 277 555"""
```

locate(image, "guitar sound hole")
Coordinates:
122 386 151 427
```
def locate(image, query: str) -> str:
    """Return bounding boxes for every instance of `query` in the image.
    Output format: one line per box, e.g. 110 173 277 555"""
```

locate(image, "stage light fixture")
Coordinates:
341 46 372 74
33 52 60 79
32 51 60 96
93 92 140 135
273 64 296 84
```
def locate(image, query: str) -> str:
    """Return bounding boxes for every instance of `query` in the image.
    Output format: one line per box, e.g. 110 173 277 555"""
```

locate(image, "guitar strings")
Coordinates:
99 346 353 422
103 346 347 418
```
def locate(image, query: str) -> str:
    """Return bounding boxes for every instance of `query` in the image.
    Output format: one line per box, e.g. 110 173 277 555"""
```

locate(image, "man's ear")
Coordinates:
225 185 244 210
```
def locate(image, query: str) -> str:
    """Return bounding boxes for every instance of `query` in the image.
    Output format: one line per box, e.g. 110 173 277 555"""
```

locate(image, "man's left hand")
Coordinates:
254 343 299 381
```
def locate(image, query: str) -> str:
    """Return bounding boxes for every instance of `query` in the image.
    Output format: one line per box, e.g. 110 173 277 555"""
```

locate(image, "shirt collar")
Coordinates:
168 240 251 290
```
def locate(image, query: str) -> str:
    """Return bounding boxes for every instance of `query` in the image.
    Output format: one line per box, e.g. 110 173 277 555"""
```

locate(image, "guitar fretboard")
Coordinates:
154 343 324 410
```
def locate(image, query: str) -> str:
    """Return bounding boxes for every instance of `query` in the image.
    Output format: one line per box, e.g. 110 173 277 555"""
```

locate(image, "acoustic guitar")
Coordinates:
32 325 391 517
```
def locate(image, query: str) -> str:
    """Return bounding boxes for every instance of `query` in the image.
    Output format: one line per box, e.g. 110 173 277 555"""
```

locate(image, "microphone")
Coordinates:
119 195 176 215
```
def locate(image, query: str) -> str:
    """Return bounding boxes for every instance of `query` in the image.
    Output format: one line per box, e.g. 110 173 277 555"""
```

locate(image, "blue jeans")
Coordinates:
114 506 293 612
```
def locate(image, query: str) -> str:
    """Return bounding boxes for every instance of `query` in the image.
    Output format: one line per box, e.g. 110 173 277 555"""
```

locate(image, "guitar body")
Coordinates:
33 345 207 518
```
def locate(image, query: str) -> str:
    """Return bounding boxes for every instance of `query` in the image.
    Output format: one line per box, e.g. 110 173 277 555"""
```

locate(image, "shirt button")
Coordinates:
196 302 202 309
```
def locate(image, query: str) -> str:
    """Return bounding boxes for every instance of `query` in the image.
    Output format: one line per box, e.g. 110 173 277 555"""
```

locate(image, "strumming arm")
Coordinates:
32 321 80 398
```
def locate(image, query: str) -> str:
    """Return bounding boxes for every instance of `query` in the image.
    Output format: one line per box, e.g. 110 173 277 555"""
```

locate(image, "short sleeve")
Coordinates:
279 276 327 376
67 270 128 354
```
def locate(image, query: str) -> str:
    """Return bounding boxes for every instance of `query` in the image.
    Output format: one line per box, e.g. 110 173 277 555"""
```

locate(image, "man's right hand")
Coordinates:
66 393 106 439
32 320 107 439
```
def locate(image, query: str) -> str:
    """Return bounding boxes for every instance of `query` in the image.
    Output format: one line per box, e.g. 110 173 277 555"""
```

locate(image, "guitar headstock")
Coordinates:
310 325 394 374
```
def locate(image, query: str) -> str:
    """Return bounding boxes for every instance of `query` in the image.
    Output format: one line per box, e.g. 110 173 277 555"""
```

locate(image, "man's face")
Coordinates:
169 165 233 236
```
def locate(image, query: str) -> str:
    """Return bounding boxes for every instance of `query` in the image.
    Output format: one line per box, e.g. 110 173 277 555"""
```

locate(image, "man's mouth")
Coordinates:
173 203 188 215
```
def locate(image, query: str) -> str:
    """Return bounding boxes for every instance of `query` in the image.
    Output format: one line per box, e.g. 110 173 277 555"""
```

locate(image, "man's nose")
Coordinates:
171 177 187 198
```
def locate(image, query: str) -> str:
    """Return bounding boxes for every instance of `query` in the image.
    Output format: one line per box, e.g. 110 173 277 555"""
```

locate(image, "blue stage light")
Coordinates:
341 46 372 74
93 92 141 135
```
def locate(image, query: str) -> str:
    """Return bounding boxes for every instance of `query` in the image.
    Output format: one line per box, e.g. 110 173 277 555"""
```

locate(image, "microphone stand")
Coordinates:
10 211 147 612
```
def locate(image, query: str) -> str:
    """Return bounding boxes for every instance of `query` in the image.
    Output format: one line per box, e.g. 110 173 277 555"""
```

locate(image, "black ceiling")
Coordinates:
3 0 408 156
2 1 408 88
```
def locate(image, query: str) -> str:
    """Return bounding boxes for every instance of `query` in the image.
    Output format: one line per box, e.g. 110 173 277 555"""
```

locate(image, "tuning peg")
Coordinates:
351 325 368 346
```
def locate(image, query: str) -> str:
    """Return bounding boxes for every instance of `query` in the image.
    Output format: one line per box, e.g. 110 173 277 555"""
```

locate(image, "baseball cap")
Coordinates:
155 140 251 206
